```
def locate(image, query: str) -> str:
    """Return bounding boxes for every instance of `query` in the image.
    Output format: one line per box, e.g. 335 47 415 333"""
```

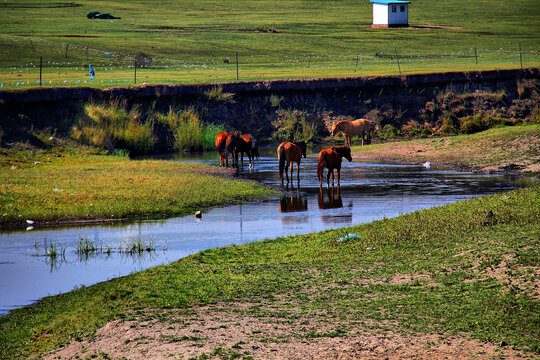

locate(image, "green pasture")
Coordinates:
0 151 275 227
0 0 539 89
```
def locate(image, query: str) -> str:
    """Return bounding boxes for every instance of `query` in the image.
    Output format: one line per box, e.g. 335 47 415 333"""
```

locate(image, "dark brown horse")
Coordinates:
277 141 307 186
215 131 229 167
237 134 254 168
240 134 259 164
317 146 352 188
225 132 240 168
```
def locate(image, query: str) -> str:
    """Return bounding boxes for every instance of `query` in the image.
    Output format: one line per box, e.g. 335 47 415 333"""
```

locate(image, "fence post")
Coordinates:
39 56 42 87
474 46 478 65
308 54 311 68
30 40 35 52
85 47 88 64
395 49 401 74
519 43 523 70
355 54 359 71
134 58 137 84
236 51 239 80
65 43 69 58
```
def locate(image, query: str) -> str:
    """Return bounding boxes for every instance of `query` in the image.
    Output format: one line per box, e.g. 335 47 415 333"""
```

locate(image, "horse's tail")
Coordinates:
316 152 326 180
278 145 286 177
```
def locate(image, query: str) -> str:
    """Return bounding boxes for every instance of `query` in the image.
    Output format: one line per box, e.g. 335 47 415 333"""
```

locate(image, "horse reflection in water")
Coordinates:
318 188 353 226
279 191 308 225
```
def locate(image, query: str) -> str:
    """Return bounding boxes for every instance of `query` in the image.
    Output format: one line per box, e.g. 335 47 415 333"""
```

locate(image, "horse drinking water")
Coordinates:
277 141 307 187
317 146 352 189
330 119 376 146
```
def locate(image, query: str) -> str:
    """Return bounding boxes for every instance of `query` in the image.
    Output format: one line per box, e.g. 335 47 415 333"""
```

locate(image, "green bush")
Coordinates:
202 123 227 150
271 109 318 143
378 124 402 139
72 100 155 155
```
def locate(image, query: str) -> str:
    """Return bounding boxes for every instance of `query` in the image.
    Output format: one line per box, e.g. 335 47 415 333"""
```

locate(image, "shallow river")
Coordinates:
0 147 530 316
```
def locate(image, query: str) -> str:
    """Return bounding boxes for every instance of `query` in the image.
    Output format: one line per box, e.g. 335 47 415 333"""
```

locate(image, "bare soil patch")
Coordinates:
45 304 534 360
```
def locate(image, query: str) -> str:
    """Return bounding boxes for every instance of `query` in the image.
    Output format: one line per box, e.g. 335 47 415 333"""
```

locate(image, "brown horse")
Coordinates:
317 146 352 188
277 141 307 186
331 119 376 146
237 134 256 168
215 131 229 167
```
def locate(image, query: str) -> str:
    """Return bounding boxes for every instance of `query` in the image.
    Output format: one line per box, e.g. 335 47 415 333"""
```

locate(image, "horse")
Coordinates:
241 134 259 160
316 146 352 189
331 119 376 146
277 141 307 187
237 134 257 168
225 132 240 168
215 131 229 167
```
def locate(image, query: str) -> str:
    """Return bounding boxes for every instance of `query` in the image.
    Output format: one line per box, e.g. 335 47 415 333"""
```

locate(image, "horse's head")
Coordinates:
331 146 352 162
330 121 339 136
225 132 239 153
342 146 352 162
296 141 307 158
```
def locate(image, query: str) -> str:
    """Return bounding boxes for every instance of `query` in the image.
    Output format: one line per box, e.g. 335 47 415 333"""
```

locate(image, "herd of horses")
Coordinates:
215 118 377 189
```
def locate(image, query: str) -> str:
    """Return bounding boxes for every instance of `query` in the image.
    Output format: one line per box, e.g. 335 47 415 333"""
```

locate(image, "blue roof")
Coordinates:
370 0 410 4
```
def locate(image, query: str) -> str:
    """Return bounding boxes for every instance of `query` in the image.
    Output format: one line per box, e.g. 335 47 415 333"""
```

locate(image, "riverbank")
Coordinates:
0 183 538 359
0 150 276 229
351 124 540 175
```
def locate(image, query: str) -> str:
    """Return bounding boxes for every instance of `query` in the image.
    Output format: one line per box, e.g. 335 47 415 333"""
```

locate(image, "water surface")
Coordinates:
0 147 529 315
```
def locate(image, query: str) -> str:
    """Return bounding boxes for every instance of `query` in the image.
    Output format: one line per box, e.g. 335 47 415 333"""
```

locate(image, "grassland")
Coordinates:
351 123 540 174
0 0 539 89
0 183 537 359
0 149 275 228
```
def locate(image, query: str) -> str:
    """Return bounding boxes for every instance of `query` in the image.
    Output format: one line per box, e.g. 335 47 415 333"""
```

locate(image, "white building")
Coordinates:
370 0 411 28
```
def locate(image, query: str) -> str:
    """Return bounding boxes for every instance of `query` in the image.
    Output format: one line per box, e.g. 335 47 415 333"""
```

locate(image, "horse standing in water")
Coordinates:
277 141 307 187
317 146 352 189
331 119 376 146
225 132 240 167
215 131 229 167
237 134 259 168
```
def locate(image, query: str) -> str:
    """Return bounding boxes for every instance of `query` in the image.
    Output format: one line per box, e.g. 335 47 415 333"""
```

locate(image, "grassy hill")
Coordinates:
0 0 539 88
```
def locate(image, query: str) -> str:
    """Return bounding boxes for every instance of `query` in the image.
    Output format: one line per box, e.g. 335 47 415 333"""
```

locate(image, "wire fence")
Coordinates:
1 35 538 89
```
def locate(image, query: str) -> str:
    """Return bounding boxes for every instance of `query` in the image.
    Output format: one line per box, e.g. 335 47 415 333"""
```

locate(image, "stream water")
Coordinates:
0 147 530 316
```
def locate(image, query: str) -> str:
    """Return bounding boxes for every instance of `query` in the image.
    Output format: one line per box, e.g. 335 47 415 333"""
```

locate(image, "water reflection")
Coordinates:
279 191 308 213
318 188 353 226
318 188 344 210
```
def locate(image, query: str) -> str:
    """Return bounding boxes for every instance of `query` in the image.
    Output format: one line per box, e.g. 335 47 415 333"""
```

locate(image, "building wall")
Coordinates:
372 3 388 25
388 4 408 25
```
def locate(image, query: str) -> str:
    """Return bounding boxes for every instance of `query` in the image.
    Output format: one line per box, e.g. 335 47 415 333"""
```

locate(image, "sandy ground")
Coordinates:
45 303 536 360
352 135 540 175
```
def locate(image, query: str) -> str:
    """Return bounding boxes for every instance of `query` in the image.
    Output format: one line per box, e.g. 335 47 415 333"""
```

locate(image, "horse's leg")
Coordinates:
337 168 341 188
327 169 331 189
296 161 300 184
285 161 290 184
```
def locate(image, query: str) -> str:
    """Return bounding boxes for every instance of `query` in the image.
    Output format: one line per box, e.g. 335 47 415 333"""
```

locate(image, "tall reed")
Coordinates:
72 100 155 155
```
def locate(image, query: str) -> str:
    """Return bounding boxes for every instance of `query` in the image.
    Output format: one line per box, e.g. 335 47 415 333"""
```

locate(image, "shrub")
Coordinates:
378 124 402 139
438 111 458 135
204 86 235 103
459 113 486 134
72 100 155 155
271 109 319 143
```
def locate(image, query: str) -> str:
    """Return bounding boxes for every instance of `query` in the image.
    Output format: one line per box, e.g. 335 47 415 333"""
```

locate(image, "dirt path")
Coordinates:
45 304 533 360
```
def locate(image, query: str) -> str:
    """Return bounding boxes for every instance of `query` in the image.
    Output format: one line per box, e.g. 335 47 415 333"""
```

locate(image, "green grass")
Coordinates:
0 152 276 227
0 185 538 358
0 0 538 89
